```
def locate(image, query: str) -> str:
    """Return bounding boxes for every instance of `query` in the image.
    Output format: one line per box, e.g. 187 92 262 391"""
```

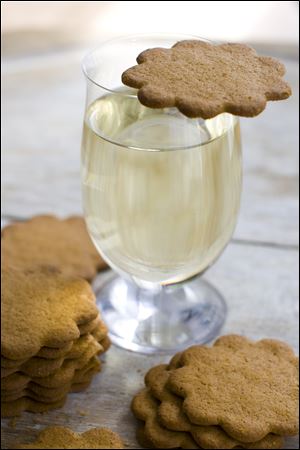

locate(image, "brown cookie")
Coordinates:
1 265 99 360
92 320 109 342
12 426 124 449
29 320 103 353
167 335 299 442
2 397 67 417
35 341 75 360
1 318 108 367
2 367 98 403
70 379 94 393
8 315 104 360
122 40 291 119
1 334 102 378
2 215 107 281
1 341 74 367
1 351 100 392
1 364 101 417
136 427 155 449
100 335 111 353
78 316 102 336
2 361 100 402
132 388 199 449
145 363 283 449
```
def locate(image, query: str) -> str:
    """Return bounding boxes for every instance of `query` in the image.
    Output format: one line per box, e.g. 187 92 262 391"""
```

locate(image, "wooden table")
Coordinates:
1 44 299 449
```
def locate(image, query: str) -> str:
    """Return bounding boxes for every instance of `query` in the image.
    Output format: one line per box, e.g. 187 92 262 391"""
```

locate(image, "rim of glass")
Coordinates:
82 33 238 152
82 32 213 95
83 114 238 153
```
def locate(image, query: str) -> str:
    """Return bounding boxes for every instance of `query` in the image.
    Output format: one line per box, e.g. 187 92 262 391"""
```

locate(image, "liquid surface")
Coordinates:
82 90 242 284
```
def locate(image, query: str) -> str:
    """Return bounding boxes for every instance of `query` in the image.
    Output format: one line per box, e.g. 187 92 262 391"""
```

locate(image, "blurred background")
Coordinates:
1 1 299 56
1 1 299 246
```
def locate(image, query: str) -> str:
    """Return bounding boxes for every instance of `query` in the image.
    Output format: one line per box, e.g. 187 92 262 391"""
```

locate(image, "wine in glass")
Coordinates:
81 34 242 353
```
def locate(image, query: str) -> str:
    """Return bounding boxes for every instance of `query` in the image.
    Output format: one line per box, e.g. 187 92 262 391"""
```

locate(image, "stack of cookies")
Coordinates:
1 215 110 417
1 266 110 417
132 335 299 449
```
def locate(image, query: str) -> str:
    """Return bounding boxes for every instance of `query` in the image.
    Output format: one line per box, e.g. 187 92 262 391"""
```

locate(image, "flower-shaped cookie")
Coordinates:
132 388 199 449
13 426 124 449
2 355 100 391
167 335 299 442
1 333 102 378
145 363 283 449
2 215 107 281
1 318 108 367
1 265 98 359
122 40 291 119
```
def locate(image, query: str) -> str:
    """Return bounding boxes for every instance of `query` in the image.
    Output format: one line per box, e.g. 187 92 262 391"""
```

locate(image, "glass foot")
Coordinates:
93 272 227 354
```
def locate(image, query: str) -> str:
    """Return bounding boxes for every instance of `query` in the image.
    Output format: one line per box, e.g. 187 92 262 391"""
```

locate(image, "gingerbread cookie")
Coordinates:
132 388 199 449
136 427 156 449
122 40 291 119
1 335 102 378
2 397 67 417
1 265 99 360
145 363 283 449
167 335 299 442
2 363 100 403
1 360 101 417
1 357 101 395
13 426 124 449
2 215 107 281
1 342 73 367
78 316 102 336
2 372 96 403
2 352 101 392
3 381 86 403
1 319 108 367
99 335 111 353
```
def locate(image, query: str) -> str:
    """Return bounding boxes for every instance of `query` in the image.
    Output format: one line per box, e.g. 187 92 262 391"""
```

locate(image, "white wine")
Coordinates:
82 89 242 284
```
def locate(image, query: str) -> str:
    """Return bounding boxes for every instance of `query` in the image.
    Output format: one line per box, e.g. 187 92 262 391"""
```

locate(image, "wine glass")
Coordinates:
81 34 242 354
